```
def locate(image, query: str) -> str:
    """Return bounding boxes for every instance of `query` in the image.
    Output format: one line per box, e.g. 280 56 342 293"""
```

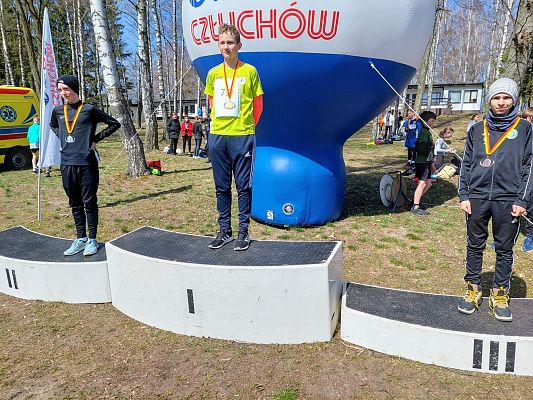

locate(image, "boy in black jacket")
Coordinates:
457 78 533 321
51 75 121 256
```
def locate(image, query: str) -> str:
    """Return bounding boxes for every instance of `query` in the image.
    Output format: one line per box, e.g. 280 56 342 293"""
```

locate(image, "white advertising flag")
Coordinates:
39 8 61 168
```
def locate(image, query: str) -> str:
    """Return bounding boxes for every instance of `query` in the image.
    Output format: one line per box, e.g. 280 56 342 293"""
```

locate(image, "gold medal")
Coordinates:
64 102 84 143
480 157 494 168
223 61 239 107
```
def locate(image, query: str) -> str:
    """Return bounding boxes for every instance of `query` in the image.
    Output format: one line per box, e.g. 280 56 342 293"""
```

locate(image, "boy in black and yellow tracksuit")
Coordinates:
51 75 121 256
457 78 533 321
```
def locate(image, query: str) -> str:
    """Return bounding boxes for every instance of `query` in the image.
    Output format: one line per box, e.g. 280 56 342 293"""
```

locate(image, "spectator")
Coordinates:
167 112 180 155
467 113 480 132
27 115 40 174
411 110 437 216
193 116 204 159
433 127 455 171
181 116 193 155
403 109 422 167
457 78 532 321
384 110 395 141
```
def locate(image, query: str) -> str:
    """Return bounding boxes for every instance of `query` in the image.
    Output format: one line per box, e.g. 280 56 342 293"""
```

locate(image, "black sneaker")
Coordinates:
234 231 250 251
411 206 429 216
208 230 233 249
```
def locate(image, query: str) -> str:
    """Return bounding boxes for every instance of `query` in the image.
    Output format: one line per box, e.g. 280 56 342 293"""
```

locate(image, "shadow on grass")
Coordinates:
162 166 212 175
480 271 527 299
341 154 458 218
101 185 193 208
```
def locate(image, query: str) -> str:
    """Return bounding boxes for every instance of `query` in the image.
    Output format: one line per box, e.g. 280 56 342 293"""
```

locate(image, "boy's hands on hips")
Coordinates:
460 200 471 215
512 204 526 217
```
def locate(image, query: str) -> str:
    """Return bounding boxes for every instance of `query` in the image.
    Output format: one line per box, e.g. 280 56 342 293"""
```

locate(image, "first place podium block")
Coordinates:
0 226 110 303
106 227 343 344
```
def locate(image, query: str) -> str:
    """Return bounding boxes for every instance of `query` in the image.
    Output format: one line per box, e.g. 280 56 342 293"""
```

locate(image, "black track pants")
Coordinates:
61 163 99 239
464 199 520 290
182 136 192 153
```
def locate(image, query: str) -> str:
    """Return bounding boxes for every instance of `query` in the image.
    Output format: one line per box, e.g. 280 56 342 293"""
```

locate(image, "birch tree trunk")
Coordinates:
173 0 178 112
15 0 39 94
15 12 26 86
462 2 473 82
76 0 86 100
426 0 446 111
90 0 148 177
178 36 184 117
65 0 77 73
152 0 168 140
0 0 14 85
414 37 434 113
137 0 158 150
495 0 517 79
505 0 533 98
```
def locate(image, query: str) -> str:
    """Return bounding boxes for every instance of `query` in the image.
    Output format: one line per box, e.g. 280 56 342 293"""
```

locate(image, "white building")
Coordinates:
405 83 484 115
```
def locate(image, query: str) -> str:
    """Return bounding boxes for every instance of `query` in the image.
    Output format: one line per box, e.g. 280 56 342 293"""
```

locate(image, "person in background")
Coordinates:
411 111 437 216
203 115 211 163
193 116 204 159
521 107 533 253
167 112 180 155
181 116 193 155
403 109 422 168
396 112 403 137
433 127 455 172
457 78 532 321
467 113 480 132
383 110 395 141
27 115 40 174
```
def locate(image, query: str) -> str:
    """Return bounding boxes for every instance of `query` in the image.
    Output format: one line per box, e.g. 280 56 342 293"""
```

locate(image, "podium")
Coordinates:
341 283 533 376
0 226 110 303
106 227 343 344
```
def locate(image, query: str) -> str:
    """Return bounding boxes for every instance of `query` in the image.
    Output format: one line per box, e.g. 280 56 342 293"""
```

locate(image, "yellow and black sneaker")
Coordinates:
489 287 512 322
457 281 482 315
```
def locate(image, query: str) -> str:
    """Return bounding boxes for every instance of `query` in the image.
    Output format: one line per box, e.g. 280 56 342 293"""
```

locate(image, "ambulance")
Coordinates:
0 86 39 169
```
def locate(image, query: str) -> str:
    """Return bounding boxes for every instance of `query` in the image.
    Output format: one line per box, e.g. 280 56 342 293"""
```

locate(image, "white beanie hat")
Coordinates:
487 77 518 104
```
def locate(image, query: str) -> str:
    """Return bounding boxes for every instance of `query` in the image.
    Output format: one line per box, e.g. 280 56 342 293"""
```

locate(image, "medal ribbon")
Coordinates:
64 103 84 134
223 61 239 101
483 117 520 155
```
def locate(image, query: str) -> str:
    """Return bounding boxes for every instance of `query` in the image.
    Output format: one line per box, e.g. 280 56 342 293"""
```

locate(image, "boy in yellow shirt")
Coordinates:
204 24 263 251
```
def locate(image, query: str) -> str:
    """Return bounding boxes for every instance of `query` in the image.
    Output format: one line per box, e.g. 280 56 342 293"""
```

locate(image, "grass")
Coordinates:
2 114 533 398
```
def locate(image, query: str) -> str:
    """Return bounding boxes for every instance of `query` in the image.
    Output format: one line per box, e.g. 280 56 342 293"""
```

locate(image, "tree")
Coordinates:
0 0 14 85
152 0 168 138
90 0 148 177
137 0 158 150
505 0 533 102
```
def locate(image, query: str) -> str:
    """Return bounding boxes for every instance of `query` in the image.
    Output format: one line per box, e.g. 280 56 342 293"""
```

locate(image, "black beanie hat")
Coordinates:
57 75 80 95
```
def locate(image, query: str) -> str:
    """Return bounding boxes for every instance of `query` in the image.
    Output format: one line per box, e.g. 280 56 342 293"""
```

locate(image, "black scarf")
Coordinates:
485 105 518 131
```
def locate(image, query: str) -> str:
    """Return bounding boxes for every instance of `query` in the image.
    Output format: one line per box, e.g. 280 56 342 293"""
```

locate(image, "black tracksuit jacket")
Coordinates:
458 118 533 208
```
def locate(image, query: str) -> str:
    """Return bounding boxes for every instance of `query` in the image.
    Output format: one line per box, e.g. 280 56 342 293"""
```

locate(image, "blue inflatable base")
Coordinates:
194 52 415 226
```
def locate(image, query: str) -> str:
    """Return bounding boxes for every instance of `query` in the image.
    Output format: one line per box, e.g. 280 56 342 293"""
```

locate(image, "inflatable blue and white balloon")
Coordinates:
183 0 437 226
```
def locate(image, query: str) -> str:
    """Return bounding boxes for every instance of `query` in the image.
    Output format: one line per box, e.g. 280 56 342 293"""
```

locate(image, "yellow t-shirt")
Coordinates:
205 61 263 136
